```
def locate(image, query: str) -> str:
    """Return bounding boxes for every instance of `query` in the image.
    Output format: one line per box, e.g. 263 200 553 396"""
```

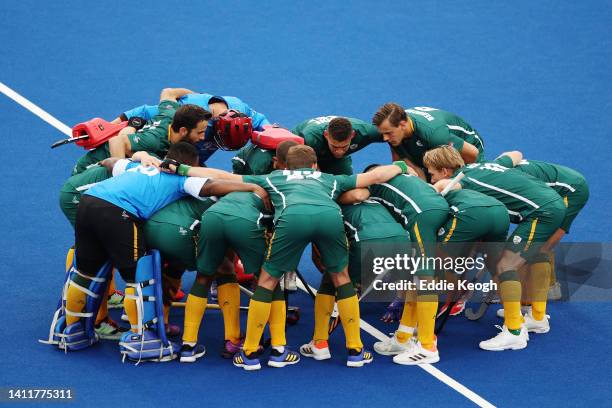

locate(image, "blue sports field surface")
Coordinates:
1 1 611 407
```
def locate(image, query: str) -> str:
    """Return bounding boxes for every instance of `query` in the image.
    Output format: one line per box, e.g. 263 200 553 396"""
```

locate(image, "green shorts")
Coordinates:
263 206 348 278
407 209 449 276
144 220 198 270
560 181 589 233
318 156 353 175
439 205 510 258
59 191 79 228
197 212 267 277
506 198 566 258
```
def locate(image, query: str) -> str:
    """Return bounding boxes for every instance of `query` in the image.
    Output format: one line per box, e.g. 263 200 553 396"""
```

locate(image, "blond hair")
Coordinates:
423 145 465 171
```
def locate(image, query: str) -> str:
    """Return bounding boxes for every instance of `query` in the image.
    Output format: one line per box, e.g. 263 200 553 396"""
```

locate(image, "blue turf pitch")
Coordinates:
1 1 611 407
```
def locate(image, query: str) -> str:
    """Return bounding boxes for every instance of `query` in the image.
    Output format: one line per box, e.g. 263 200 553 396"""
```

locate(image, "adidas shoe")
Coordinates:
393 340 440 365
233 349 261 371
179 344 206 363
107 290 125 308
523 310 550 334
347 348 373 367
95 317 128 340
373 333 411 356
438 300 466 317
268 347 300 368
479 325 528 351
299 340 331 360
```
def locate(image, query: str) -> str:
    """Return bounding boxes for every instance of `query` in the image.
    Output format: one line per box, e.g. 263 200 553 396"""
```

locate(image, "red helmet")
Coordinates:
213 110 253 150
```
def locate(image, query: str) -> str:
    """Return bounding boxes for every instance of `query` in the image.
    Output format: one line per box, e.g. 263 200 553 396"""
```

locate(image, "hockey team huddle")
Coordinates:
45 87 589 370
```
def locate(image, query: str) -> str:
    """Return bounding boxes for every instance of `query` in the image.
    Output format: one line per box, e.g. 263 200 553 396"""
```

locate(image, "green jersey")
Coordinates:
341 200 408 242
459 159 562 221
231 144 274 175
393 106 485 167
444 189 506 212
59 164 111 226
498 157 587 197
369 174 449 227
72 100 178 175
292 116 383 162
206 191 268 226
147 196 215 229
243 168 357 220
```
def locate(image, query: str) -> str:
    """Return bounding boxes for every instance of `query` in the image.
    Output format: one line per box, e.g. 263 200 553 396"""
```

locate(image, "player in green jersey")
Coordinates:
372 103 485 179
340 169 449 364
292 116 384 175
494 155 589 302
424 146 566 351
300 199 411 361
167 145 411 369
72 88 211 175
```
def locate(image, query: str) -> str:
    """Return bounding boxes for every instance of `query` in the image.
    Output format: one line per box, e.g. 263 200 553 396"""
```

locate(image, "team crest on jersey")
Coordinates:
416 140 424 147
349 143 358 150
133 136 140 144
121 211 130 220
178 227 189 236
72 196 80 204
437 227 446 236
513 235 522 245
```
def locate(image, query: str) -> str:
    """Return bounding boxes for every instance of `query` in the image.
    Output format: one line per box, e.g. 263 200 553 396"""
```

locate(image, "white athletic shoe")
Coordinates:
548 282 562 301
523 310 550 334
479 325 528 351
373 332 411 356
299 340 331 360
496 306 531 318
393 340 440 365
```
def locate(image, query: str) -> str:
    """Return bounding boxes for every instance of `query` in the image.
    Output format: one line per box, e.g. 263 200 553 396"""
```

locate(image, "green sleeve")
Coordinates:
363 123 384 143
242 175 266 188
128 100 178 152
334 174 358 193
426 126 465 151
232 150 249 175
494 155 514 167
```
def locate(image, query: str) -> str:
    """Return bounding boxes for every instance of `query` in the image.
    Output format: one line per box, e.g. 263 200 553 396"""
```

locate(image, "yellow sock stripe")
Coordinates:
265 231 276 261
133 222 138 261
524 218 539 252
413 222 426 256
443 217 457 243
563 196 568 207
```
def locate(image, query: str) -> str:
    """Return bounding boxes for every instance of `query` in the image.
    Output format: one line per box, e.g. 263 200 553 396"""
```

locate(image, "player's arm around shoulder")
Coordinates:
159 87 195 102
338 188 370 204
199 179 271 210
495 151 523 167
354 163 406 188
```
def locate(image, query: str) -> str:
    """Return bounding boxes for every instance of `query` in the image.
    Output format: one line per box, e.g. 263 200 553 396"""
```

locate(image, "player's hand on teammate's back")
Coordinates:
252 185 272 211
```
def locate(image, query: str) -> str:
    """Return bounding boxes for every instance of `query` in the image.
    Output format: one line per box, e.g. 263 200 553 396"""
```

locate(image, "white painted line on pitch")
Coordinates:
0 82 72 136
1 85 495 407
297 280 496 408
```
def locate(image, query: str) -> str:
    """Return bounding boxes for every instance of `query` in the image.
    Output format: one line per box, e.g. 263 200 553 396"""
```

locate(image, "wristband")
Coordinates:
178 164 191 176
393 160 409 174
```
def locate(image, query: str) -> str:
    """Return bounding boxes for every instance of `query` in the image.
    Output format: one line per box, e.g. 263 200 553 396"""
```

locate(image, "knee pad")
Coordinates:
119 250 178 363
40 253 111 351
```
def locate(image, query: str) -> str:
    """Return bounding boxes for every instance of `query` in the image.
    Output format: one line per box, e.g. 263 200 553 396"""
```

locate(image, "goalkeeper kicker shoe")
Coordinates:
107 290 124 308
479 325 528 351
299 340 331 360
268 347 300 368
